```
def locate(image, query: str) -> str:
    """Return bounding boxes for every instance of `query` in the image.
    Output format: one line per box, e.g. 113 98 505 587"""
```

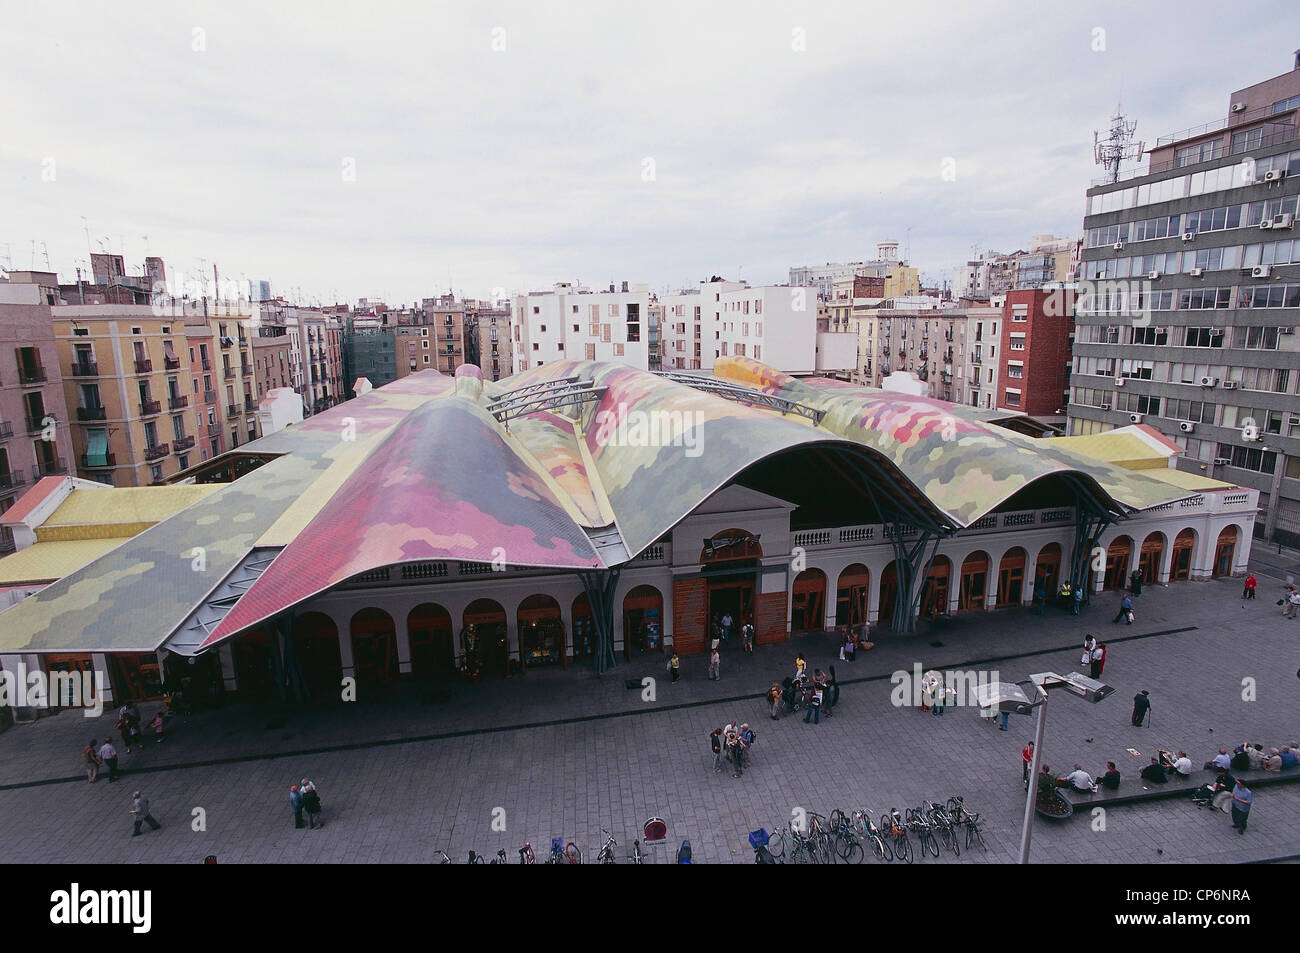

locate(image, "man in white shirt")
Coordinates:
1065 764 1097 792
1162 750 1193 777
98 738 120 783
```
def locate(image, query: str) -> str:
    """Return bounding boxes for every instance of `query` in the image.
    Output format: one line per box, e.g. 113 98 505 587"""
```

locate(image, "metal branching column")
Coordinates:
1060 474 1116 606
884 521 942 633
577 568 622 674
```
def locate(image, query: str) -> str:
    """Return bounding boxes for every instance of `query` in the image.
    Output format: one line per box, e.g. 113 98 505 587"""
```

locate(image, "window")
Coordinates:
532 343 539 351
1183 327 1225 347
539 325 546 333
1003 389 1021 407
1217 443 1277 474
1009 335 1026 351
1131 326 1169 346
1231 128 1265 154
1175 140 1224 167
422 339 429 349
1271 94 1300 115
614 344 624 356
532 307 539 314
1238 284 1300 309
608 304 618 317
573 324 579 333
1178 288 1231 310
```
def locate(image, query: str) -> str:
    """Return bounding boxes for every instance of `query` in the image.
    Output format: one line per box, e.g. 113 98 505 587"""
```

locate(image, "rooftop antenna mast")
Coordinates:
1093 104 1144 185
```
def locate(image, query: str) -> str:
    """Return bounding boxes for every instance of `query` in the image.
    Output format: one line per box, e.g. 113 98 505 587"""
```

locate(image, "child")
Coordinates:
150 711 165 743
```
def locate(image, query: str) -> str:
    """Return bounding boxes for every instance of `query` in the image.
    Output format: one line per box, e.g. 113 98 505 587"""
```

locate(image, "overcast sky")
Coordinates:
2 1 1296 306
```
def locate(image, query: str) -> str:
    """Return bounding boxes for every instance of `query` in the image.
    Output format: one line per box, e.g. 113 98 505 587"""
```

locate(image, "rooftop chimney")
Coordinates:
1294 47 1300 70
609 283 615 293
621 280 628 292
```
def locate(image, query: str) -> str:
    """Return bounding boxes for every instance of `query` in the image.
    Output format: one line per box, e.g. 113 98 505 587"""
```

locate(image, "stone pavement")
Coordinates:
1 563 1297 864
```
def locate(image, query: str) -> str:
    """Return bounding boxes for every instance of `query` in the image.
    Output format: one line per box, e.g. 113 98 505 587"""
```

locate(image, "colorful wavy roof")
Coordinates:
0 359 1200 656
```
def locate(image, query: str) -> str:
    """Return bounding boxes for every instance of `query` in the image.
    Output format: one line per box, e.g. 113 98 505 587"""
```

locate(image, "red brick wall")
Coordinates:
1000 289 1074 418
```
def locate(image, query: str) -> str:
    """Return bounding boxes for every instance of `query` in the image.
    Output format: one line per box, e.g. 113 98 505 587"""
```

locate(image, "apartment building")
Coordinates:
790 242 920 301
1072 52 1300 544
512 282 651 372
184 319 224 462
996 288 1075 425
0 280 77 551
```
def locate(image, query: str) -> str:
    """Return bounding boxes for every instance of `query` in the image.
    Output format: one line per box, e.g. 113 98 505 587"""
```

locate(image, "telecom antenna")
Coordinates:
1093 104 1144 184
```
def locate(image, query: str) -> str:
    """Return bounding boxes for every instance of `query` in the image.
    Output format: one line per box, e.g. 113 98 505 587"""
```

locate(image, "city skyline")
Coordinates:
1 1 1294 305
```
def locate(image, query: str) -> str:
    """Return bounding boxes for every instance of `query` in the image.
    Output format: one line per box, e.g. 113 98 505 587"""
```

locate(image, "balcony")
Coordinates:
70 361 99 377
173 435 195 453
223 367 235 380
0 421 12 439
164 356 181 370
18 367 47 386
0 469 27 491
25 414 52 434
244 398 257 413
240 363 252 376
80 452 117 469
227 403 239 417
168 395 189 410
144 443 170 462
133 359 153 374
77 406 107 421
35 457 68 477
971 353 982 364
140 399 162 416
201 358 211 371
219 337 232 349
204 389 217 404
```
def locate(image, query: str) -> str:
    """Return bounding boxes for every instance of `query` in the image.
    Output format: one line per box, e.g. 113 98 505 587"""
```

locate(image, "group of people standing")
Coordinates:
81 704 165 784
709 721 756 778
289 778 324 829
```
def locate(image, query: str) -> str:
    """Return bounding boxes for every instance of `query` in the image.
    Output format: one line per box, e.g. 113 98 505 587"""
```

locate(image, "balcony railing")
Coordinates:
204 390 217 404
70 361 99 377
35 458 68 477
223 367 235 380
164 356 181 370
243 398 257 412
25 414 51 433
80 452 117 469
227 403 239 417
168 395 189 410
201 358 211 370
144 443 170 461
140 399 161 416
173 435 195 452
240 363 252 376
133 359 153 374
77 406 107 421
0 469 27 490
0 421 12 439
18 367 47 385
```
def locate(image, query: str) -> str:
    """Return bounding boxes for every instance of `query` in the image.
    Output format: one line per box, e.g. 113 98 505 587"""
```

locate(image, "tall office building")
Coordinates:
1072 52 1300 545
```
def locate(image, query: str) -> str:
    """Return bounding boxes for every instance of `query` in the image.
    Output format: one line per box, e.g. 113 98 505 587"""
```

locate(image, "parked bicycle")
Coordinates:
546 836 582 864
595 828 618 864
946 796 987 852
905 806 941 858
627 839 644 863
518 843 536 864
827 809 865 864
490 849 508 864
924 800 961 856
854 809 893 862
883 808 913 864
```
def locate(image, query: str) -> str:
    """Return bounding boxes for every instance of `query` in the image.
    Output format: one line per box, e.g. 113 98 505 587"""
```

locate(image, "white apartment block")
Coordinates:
512 283 651 371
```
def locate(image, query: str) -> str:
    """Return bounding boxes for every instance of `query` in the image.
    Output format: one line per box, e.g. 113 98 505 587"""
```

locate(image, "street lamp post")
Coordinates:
978 671 1115 865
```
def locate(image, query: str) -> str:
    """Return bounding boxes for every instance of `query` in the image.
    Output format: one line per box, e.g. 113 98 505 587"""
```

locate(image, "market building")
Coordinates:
0 357 1257 709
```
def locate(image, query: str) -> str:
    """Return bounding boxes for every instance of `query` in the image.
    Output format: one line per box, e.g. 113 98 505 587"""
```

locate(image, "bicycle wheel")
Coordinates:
895 834 913 864
565 842 582 864
967 819 987 851
936 823 954 852
766 828 786 859
838 836 865 865
828 809 848 833
946 796 963 819
871 834 888 862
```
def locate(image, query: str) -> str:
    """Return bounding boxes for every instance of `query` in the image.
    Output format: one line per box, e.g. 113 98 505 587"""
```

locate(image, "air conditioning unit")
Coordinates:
1114 377 1125 386
1128 413 1144 424
1179 421 1195 433
1189 267 1204 277
1252 266 1272 278
1281 326 1295 335
1260 220 1273 230
1264 169 1286 183
1113 242 1126 251
1198 376 1219 387
1221 380 1238 389
1213 457 1231 466
1182 232 1196 242
1231 102 1246 113
1148 270 1161 280
1273 213 1294 228
1100 401 1112 410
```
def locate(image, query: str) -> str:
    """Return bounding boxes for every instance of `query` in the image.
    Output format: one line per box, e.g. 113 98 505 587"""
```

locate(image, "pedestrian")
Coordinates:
1072 585 1084 616
1096 641 1107 676
794 653 807 681
1034 579 1047 615
710 728 724 773
1022 741 1035 783
1242 573 1257 600
931 678 948 717
1284 587 1300 619
1081 634 1095 668
721 611 733 642
150 711 165 743
290 784 305 827
1112 592 1134 625
742 620 754 654
842 628 856 661
740 723 755 765
803 682 823 725
1230 778 1253 834
1131 689 1151 727
708 647 720 681
766 682 782 720
82 738 101 783
1089 642 1104 679
98 737 120 783
124 702 143 747
115 712 134 754
301 779 323 828
667 651 680 682
826 666 840 715
1129 569 1143 596
129 791 161 836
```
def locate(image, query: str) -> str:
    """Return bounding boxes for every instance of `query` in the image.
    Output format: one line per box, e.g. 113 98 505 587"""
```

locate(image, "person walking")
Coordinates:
98 737 120 783
129 791 161 836
115 712 135 754
149 711 165 743
1230 778 1253 834
667 651 681 683
741 620 754 654
82 738 101 783
1131 690 1151 727
1112 592 1134 625
794 653 807 682
1089 642 1104 679
1072 585 1084 616
1033 578 1047 616
766 682 782 720
290 784 305 828
1242 573 1257 600
707 647 720 681
721 612 733 643
826 666 840 716
1022 741 1035 785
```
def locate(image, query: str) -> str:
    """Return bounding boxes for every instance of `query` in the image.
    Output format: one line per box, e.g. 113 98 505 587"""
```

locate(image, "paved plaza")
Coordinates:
2 561 1298 864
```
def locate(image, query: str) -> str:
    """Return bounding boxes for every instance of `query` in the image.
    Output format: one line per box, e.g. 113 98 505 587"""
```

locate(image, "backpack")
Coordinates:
743 728 755 745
